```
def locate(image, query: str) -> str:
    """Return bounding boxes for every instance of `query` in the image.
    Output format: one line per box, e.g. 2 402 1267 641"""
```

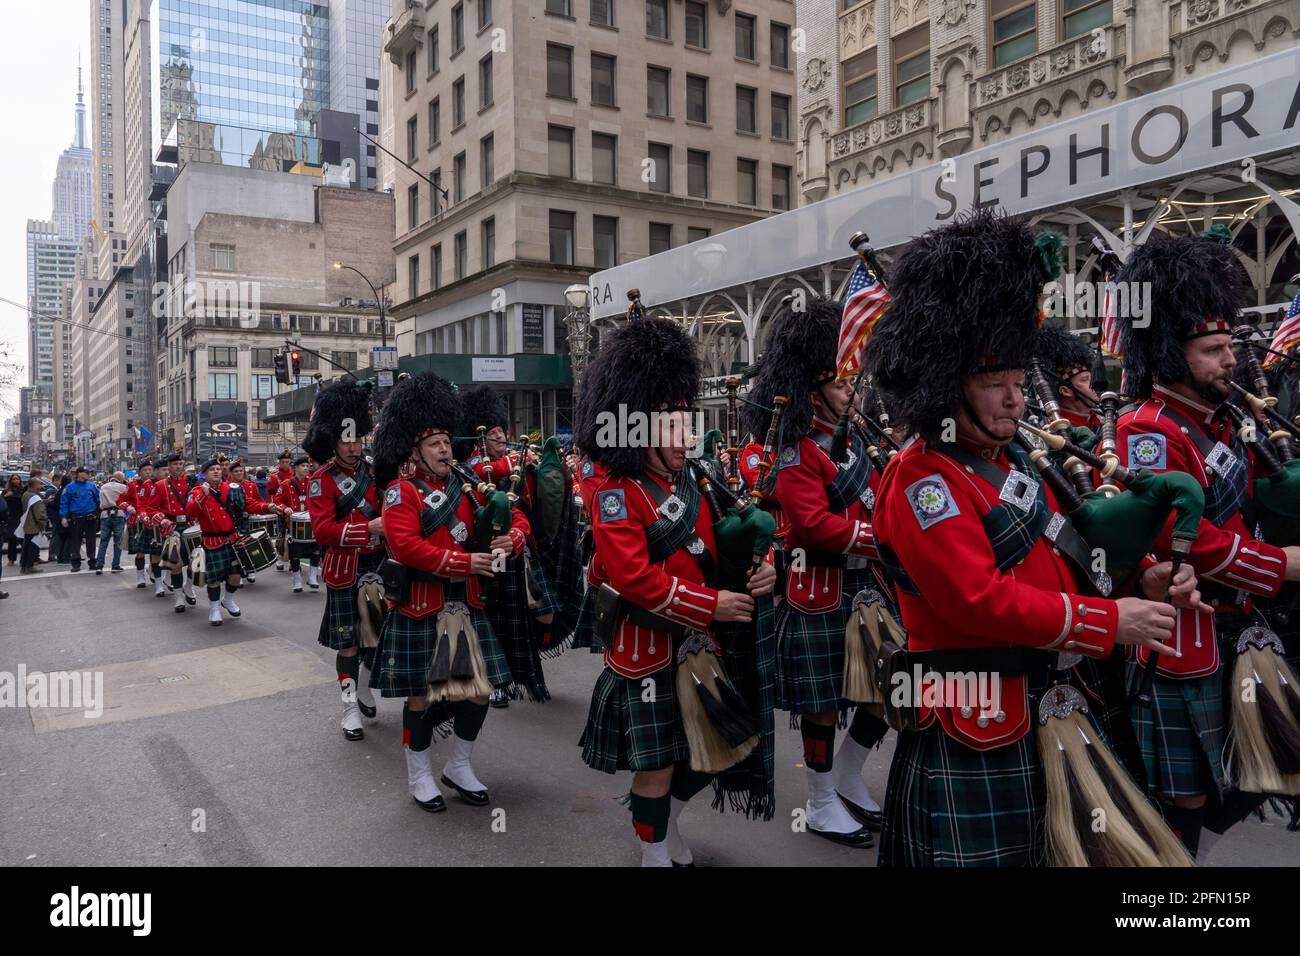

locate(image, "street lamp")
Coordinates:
106 424 114 472
333 261 388 349
563 283 593 397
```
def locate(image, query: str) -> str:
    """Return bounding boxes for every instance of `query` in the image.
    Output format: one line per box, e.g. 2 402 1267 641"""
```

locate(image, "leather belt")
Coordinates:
619 601 691 639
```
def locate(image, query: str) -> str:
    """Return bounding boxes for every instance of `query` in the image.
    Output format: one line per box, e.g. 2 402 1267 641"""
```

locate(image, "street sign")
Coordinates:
372 346 398 370
472 357 515 382
378 370 394 387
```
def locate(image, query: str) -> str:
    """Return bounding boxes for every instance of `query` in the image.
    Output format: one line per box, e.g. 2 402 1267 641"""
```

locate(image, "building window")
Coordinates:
479 55 494 108
594 215 618 269
687 149 709 198
428 26 439 73
547 44 574 97
546 0 571 14
592 132 617 184
452 3 464 52
454 152 466 202
687 226 710 244
429 98 440 146
771 22 790 68
548 125 574 178
208 346 236 368
405 48 417 93
210 243 235 271
408 184 420 228
685 1 707 47
409 254 420 297
592 53 616 107
335 351 358 371
481 133 494 187
1063 0 1112 39
252 348 274 368
432 168 443 214
735 13 756 60
646 0 669 39
455 231 468 280
407 115 418 160
482 218 496 269
478 0 492 29
991 0 1037 66
649 222 672 255
737 158 757 206
647 66 671 117
648 142 671 193
687 75 708 123
894 26 930 106
771 92 792 140
453 77 465 126
591 0 613 26
432 243 443 290
736 86 756 132
772 164 791 210
843 51 877 126
207 372 237 400
549 211 575 265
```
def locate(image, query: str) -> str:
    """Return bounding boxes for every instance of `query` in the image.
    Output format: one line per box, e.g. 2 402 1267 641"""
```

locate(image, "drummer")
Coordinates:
274 454 321 593
186 456 287 626
227 458 272 584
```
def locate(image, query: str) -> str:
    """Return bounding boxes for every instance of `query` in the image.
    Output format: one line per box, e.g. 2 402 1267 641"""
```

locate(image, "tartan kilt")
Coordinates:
775 566 872 714
202 541 238 581
713 596 778 820
525 549 561 619
580 664 690 773
369 604 510 699
316 550 386 650
570 584 604 654
535 501 586 645
486 559 550 702
1125 662 1225 799
879 723 1048 867
128 523 162 556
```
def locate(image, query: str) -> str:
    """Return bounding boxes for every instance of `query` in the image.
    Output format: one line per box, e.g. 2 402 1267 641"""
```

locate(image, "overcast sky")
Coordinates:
0 1 86 418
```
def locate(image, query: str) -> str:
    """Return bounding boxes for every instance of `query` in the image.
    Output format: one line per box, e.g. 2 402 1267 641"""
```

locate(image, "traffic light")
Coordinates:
291 350 302 379
273 351 290 385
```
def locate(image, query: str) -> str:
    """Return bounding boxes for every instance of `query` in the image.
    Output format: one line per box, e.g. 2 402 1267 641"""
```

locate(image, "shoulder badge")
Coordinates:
779 444 800 468
309 478 323 498
1127 433 1167 470
384 484 401 507
580 460 594 479
598 488 627 522
745 453 760 471
906 474 960 530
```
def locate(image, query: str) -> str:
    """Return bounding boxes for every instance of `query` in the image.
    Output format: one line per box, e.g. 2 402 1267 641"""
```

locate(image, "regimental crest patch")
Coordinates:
779 444 800 468
384 484 401 507
580 460 594 479
1127 433 1167 470
906 474 960 530
309 478 323 498
745 453 760 471
860 486 876 511
599 488 627 522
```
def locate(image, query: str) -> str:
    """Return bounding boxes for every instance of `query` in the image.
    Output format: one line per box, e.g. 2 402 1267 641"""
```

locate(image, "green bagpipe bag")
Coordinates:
1253 459 1300 547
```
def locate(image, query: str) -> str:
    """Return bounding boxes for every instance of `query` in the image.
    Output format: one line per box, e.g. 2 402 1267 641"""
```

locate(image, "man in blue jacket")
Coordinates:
61 466 101 572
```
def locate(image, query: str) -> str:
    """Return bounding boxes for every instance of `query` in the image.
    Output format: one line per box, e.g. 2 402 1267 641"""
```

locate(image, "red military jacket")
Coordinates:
186 482 276 549
771 419 879 614
874 438 1120 751
275 475 311 512
307 458 384 589
590 468 721 679
382 470 529 620
1117 385 1287 679
1062 408 1099 430
738 439 789 545
265 465 293 500
120 476 153 527
149 475 194 530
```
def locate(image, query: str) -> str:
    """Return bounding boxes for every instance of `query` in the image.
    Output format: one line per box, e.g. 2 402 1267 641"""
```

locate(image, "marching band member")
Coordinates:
304 380 383 742
149 453 198 612
1035 323 1101 431
226 459 266 583
275 455 321 592
266 449 294 572
370 372 525 811
575 315 775 866
121 458 159 589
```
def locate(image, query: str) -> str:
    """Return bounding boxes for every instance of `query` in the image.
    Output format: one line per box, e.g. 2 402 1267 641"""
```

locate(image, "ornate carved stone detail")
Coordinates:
892 0 913 34
804 57 830 92
975 24 1121 108
1188 0 1220 25
839 2 877 61
940 0 969 27
830 97 933 160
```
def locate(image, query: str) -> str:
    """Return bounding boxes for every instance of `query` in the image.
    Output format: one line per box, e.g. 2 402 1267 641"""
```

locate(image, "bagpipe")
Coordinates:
1230 325 1300 547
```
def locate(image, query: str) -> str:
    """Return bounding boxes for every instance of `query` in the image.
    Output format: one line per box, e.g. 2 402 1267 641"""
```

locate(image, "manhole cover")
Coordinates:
159 675 190 684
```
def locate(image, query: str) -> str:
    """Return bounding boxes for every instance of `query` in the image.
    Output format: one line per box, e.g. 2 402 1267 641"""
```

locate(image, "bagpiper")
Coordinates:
369 372 527 811
743 296 883 848
868 209 1194 866
121 457 160 589
1115 233 1300 855
149 453 198 612
275 454 321 592
1034 322 1101 432
575 314 777 866
266 449 294 572
304 380 382 741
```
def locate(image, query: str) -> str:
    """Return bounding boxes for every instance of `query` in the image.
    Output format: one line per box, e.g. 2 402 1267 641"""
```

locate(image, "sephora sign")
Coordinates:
589 45 1300 318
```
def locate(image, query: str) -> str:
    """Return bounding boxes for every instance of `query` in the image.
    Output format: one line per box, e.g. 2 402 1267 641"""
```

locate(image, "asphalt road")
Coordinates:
1 559 1297 867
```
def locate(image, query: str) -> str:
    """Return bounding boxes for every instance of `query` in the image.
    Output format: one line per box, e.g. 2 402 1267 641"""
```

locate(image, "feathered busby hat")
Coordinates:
371 372 462 489
575 316 700 477
1117 233 1246 399
1036 322 1094 380
303 379 374 464
742 297 841 442
867 209 1059 441
455 384 510 460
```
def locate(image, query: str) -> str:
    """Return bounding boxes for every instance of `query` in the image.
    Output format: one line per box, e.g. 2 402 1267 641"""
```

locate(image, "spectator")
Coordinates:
95 470 129 574
2 474 22 567
61 466 101 572
48 475 70 563
0 492 7 598
19 477 48 574
254 467 269 502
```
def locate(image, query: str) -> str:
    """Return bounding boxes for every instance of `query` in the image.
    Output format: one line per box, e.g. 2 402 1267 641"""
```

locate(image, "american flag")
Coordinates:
835 258 891 380
1264 290 1300 369
1098 274 1123 359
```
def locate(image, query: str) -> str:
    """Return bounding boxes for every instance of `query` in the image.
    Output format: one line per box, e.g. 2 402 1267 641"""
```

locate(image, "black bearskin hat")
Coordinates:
743 297 841 442
575 316 700 477
1035 322 1094 380
1117 234 1246 399
867 209 1057 441
303 379 374 464
371 372 462 490
455 384 510 461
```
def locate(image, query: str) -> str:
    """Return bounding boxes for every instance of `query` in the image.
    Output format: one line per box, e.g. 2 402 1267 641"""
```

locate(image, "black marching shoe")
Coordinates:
807 824 875 849
440 774 490 807
837 793 884 832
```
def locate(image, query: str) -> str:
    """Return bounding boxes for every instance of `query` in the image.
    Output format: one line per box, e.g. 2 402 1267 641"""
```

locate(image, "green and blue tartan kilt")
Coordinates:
202 541 238 581
128 523 162 556
536 502 587 646
369 604 510 699
580 664 690 773
485 559 550 702
878 723 1048 867
525 549 561 620
1125 662 1225 799
570 584 604 654
316 550 386 650
713 596 778 820
775 566 873 715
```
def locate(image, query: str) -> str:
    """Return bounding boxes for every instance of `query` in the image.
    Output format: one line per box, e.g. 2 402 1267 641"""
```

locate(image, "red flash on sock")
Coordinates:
402 727 412 747
337 673 351 684
804 739 828 766
632 820 657 843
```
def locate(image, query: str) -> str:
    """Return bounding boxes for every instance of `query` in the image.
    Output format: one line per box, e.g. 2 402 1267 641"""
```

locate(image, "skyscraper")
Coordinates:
52 67 94 244
90 0 124 236
26 220 80 389
327 0 385 190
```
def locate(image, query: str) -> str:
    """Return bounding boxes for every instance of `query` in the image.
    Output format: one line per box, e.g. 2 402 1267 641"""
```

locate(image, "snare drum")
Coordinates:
234 530 278 575
248 513 280 538
288 511 316 558
179 525 203 565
